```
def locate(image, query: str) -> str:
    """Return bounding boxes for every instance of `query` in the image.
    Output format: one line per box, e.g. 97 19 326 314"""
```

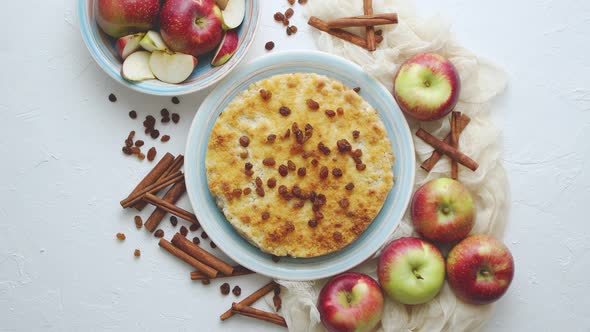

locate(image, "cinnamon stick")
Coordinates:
327 13 398 28
135 155 185 210
363 0 376 51
220 281 277 320
421 114 471 172
191 266 253 280
171 233 234 276
144 193 198 224
125 152 174 210
416 128 479 171
158 239 218 278
308 16 383 50
144 180 187 232
231 303 287 328
450 112 460 179
120 171 184 208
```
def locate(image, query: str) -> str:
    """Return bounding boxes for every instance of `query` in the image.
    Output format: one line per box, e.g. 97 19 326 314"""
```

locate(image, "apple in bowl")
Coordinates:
411 178 475 243
318 272 384 332
96 0 160 38
393 53 461 121
377 237 445 305
447 234 514 305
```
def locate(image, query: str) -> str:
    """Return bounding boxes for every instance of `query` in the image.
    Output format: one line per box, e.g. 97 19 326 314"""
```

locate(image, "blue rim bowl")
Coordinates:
78 0 260 96
185 51 415 280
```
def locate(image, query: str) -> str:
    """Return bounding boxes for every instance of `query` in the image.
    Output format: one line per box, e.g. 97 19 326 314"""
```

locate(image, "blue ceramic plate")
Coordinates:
78 0 259 95
185 51 415 280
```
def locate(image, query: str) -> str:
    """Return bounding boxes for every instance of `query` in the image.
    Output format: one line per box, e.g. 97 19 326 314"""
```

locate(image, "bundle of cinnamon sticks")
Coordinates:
308 0 398 51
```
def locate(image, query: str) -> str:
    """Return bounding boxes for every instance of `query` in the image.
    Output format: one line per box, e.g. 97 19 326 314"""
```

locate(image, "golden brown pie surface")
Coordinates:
205 73 394 257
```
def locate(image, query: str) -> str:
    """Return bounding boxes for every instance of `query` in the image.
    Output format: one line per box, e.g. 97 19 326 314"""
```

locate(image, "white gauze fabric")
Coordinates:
265 0 510 331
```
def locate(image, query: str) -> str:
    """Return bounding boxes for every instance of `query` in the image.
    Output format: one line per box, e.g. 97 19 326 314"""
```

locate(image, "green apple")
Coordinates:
393 53 461 121
377 237 445 305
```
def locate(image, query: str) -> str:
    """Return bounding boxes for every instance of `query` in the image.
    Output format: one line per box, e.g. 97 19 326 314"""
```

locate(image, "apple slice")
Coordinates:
211 30 239 66
139 31 168 52
149 51 197 84
116 32 145 60
221 0 245 30
215 0 229 10
121 51 155 81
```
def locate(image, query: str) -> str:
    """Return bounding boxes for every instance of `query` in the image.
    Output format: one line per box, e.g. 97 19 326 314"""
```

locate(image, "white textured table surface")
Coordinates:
1 0 589 331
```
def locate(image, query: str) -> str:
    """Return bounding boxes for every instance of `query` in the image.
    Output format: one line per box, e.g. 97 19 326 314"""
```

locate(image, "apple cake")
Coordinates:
205 73 394 258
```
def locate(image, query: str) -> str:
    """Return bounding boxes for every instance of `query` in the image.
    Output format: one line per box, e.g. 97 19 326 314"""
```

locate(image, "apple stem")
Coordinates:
441 206 451 214
413 269 424 280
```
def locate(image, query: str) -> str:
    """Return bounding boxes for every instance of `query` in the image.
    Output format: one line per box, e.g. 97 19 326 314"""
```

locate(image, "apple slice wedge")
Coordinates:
221 0 245 30
116 32 145 60
121 51 155 81
215 0 229 10
211 30 239 66
149 51 197 84
139 31 168 52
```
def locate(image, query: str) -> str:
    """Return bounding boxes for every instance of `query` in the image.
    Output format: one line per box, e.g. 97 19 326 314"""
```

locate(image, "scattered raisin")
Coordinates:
134 249 141 257
245 169 254 177
129 110 137 119
287 160 296 171
161 116 170 123
256 187 265 197
353 87 361 93
232 286 242 296
336 107 344 116
263 158 276 166
201 231 208 239
190 223 200 231
147 147 157 161
245 162 253 170
285 8 294 18
239 151 249 159
351 149 362 157
210 242 217 249
161 135 170 142
134 216 143 229
265 41 275 51
308 220 319 228
239 136 250 147
262 212 270 220
284 129 291 138
130 146 140 155
325 109 336 117
108 93 117 102
243 187 252 195
311 159 319 167
319 166 329 179
375 29 383 36
345 183 355 190
267 178 277 188
315 211 324 220
171 113 180 123
293 201 304 209
278 185 288 195
138 153 145 160
279 106 291 116
125 139 133 148
278 165 288 177
192 237 200 245
273 294 282 311
292 185 302 197
180 226 188 236
333 232 343 241
202 279 210 285
255 176 263 188
154 229 164 238
233 188 243 197
161 108 170 117
288 0 295 5
287 26 298 35
172 96 180 104
135 140 144 147
297 167 306 177
298 0 307 3
274 12 285 21
318 142 331 155
220 283 230 295
116 233 126 240
339 198 350 208
267 134 277 142
150 129 160 139
283 18 289 26
332 168 343 177
170 216 178 227
337 139 352 153
306 99 320 110
356 163 367 171
259 89 272 100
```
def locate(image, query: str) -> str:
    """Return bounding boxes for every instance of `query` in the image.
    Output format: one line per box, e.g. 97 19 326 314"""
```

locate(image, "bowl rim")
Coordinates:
184 50 416 280
77 0 260 96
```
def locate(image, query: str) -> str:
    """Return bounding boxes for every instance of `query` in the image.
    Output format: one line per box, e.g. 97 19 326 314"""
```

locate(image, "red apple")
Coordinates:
160 0 223 57
377 237 445 305
411 178 475 243
447 235 514 305
318 272 384 332
393 53 461 121
211 30 238 66
96 0 160 38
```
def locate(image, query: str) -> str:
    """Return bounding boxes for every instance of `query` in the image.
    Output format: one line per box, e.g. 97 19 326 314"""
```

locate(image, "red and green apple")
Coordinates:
96 0 160 38
211 30 238 66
